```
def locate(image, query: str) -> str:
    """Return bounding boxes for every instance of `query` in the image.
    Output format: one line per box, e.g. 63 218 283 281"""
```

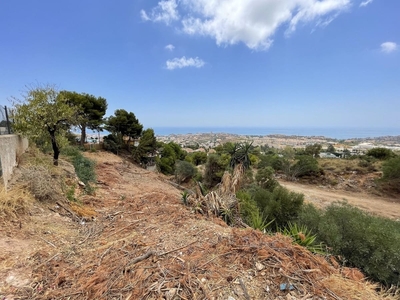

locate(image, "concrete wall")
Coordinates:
0 135 29 189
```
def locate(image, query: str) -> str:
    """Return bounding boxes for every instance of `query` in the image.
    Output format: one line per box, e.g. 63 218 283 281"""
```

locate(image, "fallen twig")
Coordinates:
125 250 156 272
158 240 198 256
239 278 251 300
40 236 57 248
106 219 142 239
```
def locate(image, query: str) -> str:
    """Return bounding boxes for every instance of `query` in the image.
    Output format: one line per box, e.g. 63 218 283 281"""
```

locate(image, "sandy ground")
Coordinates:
280 180 400 220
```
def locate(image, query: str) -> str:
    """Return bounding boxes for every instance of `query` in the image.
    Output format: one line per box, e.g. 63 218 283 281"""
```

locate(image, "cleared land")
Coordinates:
280 180 400 220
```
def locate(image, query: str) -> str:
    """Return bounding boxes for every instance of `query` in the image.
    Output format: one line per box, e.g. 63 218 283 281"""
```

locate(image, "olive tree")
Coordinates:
12 85 78 165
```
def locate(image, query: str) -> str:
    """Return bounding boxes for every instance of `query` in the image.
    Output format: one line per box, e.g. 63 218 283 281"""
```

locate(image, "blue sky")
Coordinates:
0 0 399 131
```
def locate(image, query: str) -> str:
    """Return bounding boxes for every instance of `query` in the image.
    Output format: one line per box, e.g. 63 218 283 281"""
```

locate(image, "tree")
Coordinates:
327 144 336 153
185 151 207 166
60 91 107 146
12 85 78 165
305 143 322 157
157 142 185 175
132 128 157 165
106 109 143 149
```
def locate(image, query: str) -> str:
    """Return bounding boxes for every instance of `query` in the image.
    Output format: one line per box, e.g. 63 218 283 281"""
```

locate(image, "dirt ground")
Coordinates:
280 181 400 220
0 150 398 299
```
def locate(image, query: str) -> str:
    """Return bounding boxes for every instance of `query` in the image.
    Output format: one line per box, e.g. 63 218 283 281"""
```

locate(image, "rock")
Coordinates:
255 261 265 271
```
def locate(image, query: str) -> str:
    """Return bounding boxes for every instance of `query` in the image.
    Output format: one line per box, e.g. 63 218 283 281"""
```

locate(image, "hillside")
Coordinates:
0 149 397 299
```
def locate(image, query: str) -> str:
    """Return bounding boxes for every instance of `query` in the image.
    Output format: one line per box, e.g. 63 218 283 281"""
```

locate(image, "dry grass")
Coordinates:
0 184 33 218
319 158 381 174
20 164 63 202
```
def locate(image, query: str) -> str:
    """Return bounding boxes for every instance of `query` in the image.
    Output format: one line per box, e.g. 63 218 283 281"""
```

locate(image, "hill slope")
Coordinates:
0 150 396 299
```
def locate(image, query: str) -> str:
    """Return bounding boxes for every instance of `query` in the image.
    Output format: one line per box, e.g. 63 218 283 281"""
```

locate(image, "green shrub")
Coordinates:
175 160 197 184
203 154 226 188
61 146 96 193
73 155 96 185
243 185 304 229
367 148 395 160
297 202 400 286
281 223 325 254
255 166 278 191
382 156 400 180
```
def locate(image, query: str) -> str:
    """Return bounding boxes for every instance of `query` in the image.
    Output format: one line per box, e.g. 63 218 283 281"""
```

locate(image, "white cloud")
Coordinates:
166 56 205 70
142 0 352 51
359 0 373 7
141 0 179 25
380 42 398 53
165 44 175 51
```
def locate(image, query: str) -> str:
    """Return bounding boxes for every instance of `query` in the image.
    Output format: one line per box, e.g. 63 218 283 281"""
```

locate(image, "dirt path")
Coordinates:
280 180 400 220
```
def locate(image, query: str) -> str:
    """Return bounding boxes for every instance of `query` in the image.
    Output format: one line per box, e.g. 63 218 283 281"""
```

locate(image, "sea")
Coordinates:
152 127 400 140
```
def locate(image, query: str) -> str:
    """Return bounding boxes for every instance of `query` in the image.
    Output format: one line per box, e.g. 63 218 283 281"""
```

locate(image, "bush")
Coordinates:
244 185 304 229
367 148 395 160
297 202 400 286
382 156 400 180
203 154 226 188
61 146 96 193
175 160 197 184
255 166 278 191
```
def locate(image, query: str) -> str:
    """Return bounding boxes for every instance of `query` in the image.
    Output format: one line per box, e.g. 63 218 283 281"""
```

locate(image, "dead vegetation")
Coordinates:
1 150 399 299
0 185 33 219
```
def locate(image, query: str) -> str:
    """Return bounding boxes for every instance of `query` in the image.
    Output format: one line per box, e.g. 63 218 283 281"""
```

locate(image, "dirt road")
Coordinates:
280 181 400 220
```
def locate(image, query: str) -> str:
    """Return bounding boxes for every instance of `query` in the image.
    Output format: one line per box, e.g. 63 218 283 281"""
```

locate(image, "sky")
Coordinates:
0 0 399 131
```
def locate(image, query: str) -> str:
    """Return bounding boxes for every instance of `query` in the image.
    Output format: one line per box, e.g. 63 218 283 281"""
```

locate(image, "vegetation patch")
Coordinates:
297 202 400 286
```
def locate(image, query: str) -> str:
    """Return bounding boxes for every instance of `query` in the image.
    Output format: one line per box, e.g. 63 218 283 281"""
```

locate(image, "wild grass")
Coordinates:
318 157 381 174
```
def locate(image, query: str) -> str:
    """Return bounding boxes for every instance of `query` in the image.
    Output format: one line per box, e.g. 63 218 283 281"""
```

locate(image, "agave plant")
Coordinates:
282 223 326 254
249 211 274 233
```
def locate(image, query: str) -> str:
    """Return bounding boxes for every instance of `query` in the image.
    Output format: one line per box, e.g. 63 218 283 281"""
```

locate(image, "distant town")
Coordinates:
156 132 400 155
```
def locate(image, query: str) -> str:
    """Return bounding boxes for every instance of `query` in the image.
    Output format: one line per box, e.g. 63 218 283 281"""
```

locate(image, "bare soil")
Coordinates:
0 150 397 299
280 180 400 220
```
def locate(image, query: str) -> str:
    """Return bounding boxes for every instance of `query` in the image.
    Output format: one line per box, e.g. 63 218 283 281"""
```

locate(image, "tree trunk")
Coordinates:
48 127 60 166
80 124 86 147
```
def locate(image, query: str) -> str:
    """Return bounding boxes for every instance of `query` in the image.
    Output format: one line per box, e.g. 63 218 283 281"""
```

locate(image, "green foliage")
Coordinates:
12 85 79 165
72 155 96 185
103 134 121 154
382 156 400 180
255 166 278 190
297 202 400 286
132 128 157 165
326 144 336 153
181 190 189 206
380 156 400 194
60 90 107 146
203 154 226 188
292 155 320 177
281 223 325 254
106 109 143 146
227 142 253 170
257 154 282 171
157 142 185 175
61 146 96 193
185 151 207 166
175 160 197 184
243 185 304 229
305 143 322 157
367 147 395 160
261 186 304 228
